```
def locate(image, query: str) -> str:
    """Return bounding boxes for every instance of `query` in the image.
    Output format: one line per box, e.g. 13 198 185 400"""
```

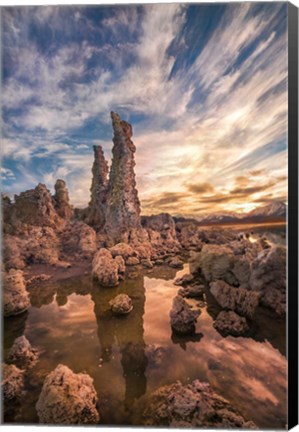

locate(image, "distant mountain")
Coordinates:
178 201 287 226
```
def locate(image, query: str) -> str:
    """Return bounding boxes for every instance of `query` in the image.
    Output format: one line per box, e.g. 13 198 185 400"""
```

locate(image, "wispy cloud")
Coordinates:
2 3 287 214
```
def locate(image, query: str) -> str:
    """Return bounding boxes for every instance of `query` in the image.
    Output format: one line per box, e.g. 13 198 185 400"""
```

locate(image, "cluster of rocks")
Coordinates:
2 335 38 407
187 230 286 336
142 379 256 428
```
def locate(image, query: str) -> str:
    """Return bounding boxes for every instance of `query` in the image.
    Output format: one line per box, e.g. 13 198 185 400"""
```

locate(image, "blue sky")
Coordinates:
1 3 288 215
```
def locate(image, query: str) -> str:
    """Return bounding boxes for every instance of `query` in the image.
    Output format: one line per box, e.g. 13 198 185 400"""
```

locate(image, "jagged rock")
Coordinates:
3 269 30 317
2 364 24 402
142 213 181 254
210 280 260 318
115 255 126 274
232 257 251 285
7 335 38 369
3 234 26 270
53 179 73 219
11 183 62 228
26 274 52 286
87 145 109 230
109 242 135 260
170 296 200 335
104 112 141 241
109 294 133 315
213 311 249 337
36 364 99 424
141 258 154 269
178 285 204 299
92 248 121 286
174 273 194 286
143 379 256 428
168 257 184 268
191 244 237 285
61 221 97 258
126 256 140 266
249 246 286 316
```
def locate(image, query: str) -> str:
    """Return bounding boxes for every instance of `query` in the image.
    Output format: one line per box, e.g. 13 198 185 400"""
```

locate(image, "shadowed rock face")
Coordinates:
87 145 109 230
104 112 141 240
53 179 73 219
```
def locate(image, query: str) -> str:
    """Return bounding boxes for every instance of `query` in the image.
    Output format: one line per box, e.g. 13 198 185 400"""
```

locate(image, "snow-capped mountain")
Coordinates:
245 201 286 219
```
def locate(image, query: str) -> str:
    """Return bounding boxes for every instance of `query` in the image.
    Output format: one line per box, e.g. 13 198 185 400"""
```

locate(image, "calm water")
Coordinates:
3 225 287 428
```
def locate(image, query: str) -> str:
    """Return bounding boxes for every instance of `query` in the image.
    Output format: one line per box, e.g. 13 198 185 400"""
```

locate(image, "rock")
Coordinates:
114 255 126 274
141 258 154 269
250 246 286 316
86 145 109 230
3 269 30 317
2 364 24 402
109 242 135 260
126 256 140 266
3 234 26 270
232 257 251 285
174 273 194 286
210 280 260 318
178 285 204 299
104 112 141 241
168 257 184 268
109 294 133 315
26 274 52 285
36 364 99 424
213 311 249 337
11 183 62 228
193 244 237 285
142 213 181 254
155 259 164 265
170 296 200 335
143 379 256 428
62 221 97 258
92 248 121 287
7 335 38 369
53 179 73 219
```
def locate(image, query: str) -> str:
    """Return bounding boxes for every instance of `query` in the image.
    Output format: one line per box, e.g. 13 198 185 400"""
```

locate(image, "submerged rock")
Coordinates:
109 294 133 315
3 269 30 317
210 280 260 319
174 273 194 286
170 296 200 335
178 285 204 299
126 256 140 266
168 256 184 269
143 379 256 428
92 248 123 287
141 258 154 269
7 335 38 369
213 311 249 337
36 364 99 424
2 363 24 402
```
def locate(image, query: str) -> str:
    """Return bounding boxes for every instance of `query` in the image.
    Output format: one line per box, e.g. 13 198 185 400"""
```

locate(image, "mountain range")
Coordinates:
175 201 287 226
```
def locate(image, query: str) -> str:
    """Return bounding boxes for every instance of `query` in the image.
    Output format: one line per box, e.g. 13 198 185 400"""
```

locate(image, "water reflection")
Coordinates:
91 275 147 409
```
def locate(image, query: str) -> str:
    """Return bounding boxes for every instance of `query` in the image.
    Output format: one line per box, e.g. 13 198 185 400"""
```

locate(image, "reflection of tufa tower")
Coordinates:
87 112 142 239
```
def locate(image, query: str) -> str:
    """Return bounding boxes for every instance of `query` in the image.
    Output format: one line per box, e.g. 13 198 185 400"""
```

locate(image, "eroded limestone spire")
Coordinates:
104 112 141 237
53 179 73 219
87 145 109 229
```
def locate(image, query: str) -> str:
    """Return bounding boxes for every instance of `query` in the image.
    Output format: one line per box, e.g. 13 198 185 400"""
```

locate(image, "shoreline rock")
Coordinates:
170 296 200 335
4 269 30 317
36 364 99 424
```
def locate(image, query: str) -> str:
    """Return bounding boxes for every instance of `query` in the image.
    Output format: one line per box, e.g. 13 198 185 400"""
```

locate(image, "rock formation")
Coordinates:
2 363 24 402
53 179 73 219
92 248 125 286
7 335 38 369
109 294 133 315
36 364 99 424
104 112 142 240
143 379 256 428
87 145 109 230
213 310 249 337
11 183 62 229
210 280 260 319
3 269 30 317
170 296 200 335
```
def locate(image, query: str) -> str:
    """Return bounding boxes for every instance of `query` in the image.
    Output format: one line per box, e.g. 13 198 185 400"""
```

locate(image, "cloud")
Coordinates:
2 3 288 216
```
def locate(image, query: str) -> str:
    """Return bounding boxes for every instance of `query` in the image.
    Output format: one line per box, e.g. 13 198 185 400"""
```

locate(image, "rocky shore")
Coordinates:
2 112 286 427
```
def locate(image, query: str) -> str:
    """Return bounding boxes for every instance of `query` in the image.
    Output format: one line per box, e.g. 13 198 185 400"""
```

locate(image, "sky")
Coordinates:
1 2 288 216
